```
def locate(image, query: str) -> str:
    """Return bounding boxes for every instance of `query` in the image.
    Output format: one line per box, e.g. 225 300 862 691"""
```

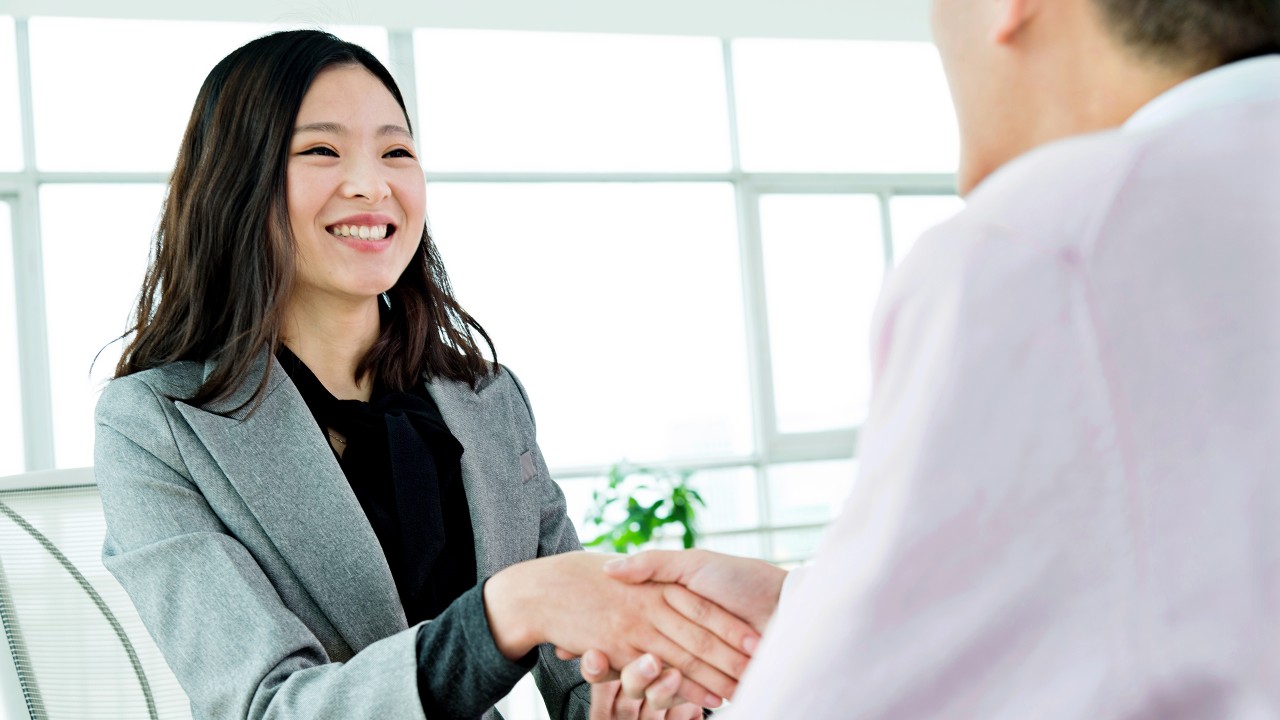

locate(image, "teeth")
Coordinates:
329 224 389 239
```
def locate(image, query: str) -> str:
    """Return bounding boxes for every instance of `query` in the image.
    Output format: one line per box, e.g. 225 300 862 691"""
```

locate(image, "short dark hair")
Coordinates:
1093 0 1280 69
116 30 497 412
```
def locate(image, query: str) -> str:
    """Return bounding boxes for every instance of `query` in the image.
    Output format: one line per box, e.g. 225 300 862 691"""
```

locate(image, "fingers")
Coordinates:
649 597 751 688
579 648 621 684
665 702 705 720
637 630 731 706
617 653 662 700
639 668 684 710
639 682 682 720
617 656 701 714
592 652 711 716
615 694 643 720
603 550 704 585
589 679 649 720
663 584 761 659
556 647 579 661
589 680 621 720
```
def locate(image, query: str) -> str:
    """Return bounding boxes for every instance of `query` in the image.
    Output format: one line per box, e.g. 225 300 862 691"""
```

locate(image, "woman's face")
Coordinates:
286 64 425 305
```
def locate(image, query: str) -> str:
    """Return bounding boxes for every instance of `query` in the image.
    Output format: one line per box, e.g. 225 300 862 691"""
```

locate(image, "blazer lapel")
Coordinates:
428 371 540 582
175 353 406 653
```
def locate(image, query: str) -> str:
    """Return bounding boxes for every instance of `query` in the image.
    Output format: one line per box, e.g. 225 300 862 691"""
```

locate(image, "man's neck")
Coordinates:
1028 41 1195 150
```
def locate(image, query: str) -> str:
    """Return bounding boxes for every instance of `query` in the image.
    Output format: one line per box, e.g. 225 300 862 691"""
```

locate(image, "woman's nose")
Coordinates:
341 155 392 203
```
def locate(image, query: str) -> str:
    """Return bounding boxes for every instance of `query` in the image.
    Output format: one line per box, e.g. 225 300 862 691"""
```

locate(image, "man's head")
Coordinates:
933 0 1280 194
1093 0 1280 70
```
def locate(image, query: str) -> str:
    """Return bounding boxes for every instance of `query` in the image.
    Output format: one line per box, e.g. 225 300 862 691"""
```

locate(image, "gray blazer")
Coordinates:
94 353 592 719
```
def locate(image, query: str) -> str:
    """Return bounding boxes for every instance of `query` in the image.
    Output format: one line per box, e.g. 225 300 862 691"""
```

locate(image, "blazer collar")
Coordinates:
178 353 406 652
425 369 541 580
178 353 534 650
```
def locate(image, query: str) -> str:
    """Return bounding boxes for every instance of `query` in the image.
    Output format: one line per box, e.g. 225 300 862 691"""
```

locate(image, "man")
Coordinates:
583 0 1280 716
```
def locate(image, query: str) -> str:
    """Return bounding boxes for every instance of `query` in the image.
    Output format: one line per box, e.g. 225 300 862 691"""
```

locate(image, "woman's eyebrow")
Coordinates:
293 123 411 138
295 121 346 135
378 124 412 138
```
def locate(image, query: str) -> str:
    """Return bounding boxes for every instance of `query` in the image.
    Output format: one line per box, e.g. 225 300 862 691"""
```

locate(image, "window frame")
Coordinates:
0 20 959 557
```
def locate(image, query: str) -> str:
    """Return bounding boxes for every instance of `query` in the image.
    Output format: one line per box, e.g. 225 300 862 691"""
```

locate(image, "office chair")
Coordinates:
0 469 190 720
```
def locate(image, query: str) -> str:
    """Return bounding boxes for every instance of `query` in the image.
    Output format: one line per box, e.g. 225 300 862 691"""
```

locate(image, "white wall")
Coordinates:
5 0 934 41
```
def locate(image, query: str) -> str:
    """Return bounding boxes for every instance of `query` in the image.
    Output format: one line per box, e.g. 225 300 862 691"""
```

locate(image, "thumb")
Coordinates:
602 550 700 584
578 649 619 683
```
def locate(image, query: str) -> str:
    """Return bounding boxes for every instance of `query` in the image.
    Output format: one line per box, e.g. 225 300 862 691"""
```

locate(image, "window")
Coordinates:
759 194 885 433
0 17 21 171
426 182 752 467
40 184 165 468
5 18 962 564
0 200 23 475
414 30 731 172
733 39 959 173
27 18 387 172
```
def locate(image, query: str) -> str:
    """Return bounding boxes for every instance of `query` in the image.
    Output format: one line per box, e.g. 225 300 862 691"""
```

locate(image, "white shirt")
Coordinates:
1125 55 1280 131
727 57 1280 719
776 52 1280 618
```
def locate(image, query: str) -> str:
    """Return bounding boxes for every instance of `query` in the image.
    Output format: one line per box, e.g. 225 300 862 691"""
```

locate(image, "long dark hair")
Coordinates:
115 30 496 411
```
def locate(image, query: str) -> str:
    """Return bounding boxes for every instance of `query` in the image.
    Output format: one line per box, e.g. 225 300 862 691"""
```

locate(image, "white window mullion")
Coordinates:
723 38 777 560
878 190 896 267
386 29 420 140
14 18 54 471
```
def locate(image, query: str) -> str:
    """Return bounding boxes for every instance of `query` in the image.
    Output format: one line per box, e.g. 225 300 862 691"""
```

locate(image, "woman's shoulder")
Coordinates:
425 363 537 426
97 360 205 419
487 364 538 431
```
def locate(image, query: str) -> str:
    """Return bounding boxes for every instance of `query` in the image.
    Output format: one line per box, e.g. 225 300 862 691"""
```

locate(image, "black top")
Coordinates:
276 346 478 625
278 348 541 717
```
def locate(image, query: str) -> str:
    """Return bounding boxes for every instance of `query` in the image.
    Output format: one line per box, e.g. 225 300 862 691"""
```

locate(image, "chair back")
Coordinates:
0 468 191 720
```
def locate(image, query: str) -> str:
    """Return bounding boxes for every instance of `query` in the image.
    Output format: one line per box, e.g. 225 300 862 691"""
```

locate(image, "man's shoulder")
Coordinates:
962 130 1143 249
960 98 1279 250
878 131 1141 331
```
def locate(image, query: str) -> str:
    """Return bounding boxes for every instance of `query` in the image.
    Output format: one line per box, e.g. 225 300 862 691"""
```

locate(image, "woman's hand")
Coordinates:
483 552 759 706
582 650 702 712
589 670 705 720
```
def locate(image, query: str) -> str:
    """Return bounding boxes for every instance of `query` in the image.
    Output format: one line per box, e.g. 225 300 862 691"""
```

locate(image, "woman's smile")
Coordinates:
324 212 399 251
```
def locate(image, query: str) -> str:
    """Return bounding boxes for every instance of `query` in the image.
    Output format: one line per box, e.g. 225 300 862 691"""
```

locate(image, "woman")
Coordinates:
94 30 754 720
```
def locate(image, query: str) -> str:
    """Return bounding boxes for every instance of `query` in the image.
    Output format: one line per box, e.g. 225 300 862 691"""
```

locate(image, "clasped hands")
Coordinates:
484 549 786 719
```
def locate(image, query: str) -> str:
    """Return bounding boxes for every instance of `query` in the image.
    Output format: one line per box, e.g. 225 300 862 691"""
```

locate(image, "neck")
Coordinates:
961 28 1195 194
1025 38 1192 148
281 291 382 401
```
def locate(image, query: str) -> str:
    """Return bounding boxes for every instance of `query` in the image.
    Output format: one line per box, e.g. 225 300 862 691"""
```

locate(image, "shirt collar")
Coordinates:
1125 54 1280 132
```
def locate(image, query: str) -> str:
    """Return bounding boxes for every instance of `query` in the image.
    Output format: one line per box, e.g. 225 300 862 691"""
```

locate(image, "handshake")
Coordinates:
482 549 789 718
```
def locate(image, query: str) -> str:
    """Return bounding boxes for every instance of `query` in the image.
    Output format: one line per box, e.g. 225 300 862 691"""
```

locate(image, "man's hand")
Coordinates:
484 552 759 705
568 550 788 708
604 549 788 634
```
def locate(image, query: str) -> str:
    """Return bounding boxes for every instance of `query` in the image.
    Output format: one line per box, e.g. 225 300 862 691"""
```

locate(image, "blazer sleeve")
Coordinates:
95 375 428 720
504 367 595 719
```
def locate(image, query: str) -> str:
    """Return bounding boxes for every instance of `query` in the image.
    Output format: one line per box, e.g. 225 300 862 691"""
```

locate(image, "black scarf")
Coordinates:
277 347 477 624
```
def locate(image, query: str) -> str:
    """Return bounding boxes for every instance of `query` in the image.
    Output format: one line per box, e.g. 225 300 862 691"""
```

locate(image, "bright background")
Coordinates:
0 3 965 717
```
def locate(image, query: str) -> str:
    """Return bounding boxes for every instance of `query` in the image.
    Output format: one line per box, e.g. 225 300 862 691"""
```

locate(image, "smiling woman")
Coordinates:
93 29 740 720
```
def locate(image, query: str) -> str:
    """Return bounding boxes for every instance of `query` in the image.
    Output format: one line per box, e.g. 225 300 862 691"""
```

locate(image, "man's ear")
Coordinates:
992 0 1043 44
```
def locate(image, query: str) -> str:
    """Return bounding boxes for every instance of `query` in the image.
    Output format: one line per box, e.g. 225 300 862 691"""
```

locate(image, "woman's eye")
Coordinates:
384 148 415 159
300 146 338 157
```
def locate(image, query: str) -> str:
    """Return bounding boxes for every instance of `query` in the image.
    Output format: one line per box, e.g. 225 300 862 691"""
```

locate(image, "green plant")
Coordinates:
583 463 707 553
